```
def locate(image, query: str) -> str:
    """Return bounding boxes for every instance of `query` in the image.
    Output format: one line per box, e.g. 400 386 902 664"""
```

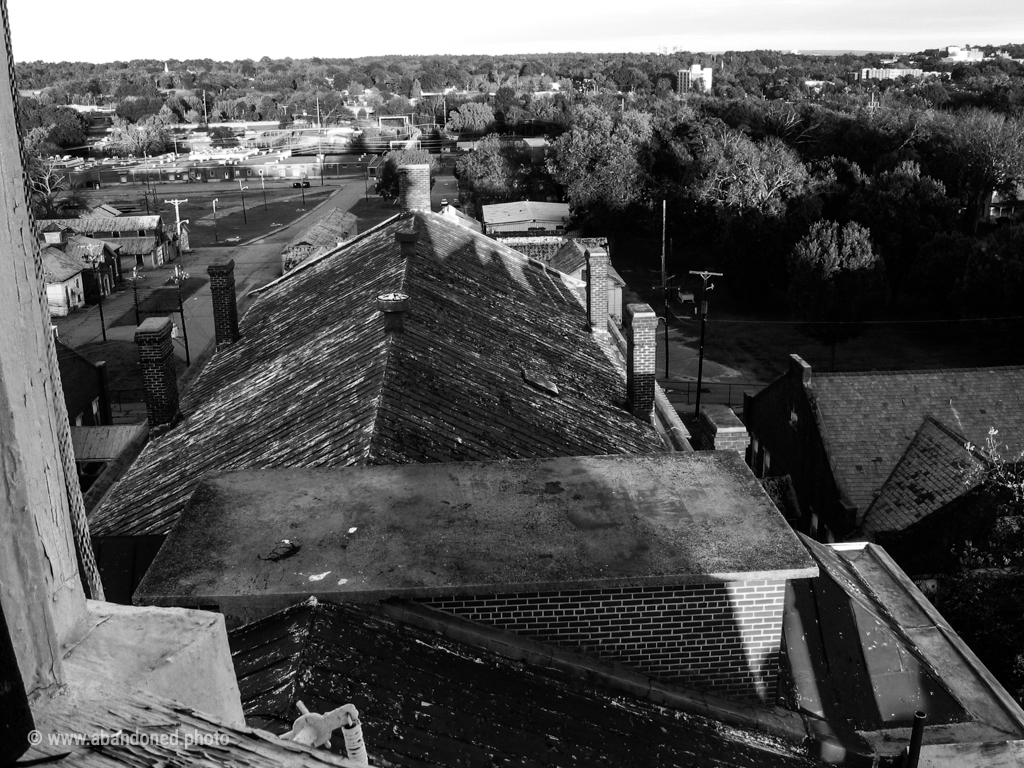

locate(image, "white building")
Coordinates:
678 64 713 93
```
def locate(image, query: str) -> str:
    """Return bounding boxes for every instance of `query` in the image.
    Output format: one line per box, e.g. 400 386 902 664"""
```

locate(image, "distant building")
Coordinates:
678 64 713 93
480 200 570 235
858 67 924 80
943 45 985 63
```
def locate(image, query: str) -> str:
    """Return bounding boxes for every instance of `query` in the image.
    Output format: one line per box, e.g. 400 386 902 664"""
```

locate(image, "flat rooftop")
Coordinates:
136 452 817 624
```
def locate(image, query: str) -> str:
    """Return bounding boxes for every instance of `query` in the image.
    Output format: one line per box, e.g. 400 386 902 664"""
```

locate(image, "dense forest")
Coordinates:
15 48 1024 309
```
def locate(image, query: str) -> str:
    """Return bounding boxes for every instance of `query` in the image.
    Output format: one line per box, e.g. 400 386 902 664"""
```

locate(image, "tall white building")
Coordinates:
678 64 713 93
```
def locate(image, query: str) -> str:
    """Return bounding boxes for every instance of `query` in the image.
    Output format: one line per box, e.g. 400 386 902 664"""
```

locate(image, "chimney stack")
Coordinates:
135 317 179 428
396 228 418 258
789 353 811 385
585 246 610 334
398 164 431 213
624 303 657 422
207 259 239 346
377 292 410 334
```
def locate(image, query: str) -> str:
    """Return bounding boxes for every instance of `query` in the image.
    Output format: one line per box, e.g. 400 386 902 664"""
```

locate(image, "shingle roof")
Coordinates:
91 212 664 537
36 215 163 234
283 208 357 251
807 367 1024 515
41 246 84 282
106 235 159 255
863 417 988 535
546 239 625 285
230 599 819 768
64 235 120 260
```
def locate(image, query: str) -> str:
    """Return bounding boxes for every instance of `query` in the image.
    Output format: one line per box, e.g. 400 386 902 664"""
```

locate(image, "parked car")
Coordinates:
292 180 310 188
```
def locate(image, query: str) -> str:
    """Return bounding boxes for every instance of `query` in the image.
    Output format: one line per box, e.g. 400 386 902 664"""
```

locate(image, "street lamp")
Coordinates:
317 153 325 186
258 170 267 210
172 264 191 367
212 198 219 243
689 269 724 418
238 181 248 225
88 255 108 342
126 266 145 326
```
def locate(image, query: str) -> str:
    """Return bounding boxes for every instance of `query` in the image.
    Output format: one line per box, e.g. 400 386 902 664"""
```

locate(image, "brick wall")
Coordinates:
134 317 178 427
625 303 657 421
398 164 431 213
419 579 785 703
697 404 749 453
585 247 609 332
207 259 239 346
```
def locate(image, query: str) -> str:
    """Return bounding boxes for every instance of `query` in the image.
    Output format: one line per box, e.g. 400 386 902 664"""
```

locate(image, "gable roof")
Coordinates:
91 212 664 537
806 367 1024 516
230 599 820 768
547 239 626 286
863 417 988 536
283 208 357 252
36 215 163 234
41 246 84 283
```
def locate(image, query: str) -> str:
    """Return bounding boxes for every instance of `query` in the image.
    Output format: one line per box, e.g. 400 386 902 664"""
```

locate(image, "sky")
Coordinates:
7 0 1023 63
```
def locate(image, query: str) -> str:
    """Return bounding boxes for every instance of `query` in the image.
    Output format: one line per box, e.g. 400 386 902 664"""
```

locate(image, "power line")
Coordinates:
706 316 1024 325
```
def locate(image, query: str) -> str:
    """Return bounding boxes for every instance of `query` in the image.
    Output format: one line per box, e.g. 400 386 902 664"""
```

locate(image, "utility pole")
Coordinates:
661 200 668 378
258 170 267 210
164 198 188 238
238 181 248 224
173 265 191 367
689 269 723 418
212 199 219 243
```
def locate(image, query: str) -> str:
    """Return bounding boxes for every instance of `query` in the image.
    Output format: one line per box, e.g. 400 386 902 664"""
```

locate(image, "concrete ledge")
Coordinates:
61 600 245 727
378 599 874 765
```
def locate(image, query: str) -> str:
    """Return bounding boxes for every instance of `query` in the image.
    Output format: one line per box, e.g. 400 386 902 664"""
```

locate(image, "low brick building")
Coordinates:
136 453 817 704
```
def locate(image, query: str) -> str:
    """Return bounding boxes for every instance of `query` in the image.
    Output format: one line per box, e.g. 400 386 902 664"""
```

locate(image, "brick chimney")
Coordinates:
396 228 418 258
585 246 609 334
624 303 657 421
135 317 179 428
207 259 239 346
789 353 811 384
398 164 431 213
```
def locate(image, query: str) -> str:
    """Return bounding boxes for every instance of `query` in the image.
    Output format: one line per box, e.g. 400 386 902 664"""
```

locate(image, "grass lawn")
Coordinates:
73 339 187 398
626 272 1024 383
348 196 403 229
184 188 335 247
615 238 1024 384
109 274 208 329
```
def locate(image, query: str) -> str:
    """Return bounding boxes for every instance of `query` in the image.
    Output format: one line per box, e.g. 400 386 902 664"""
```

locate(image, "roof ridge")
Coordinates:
251 212 402 297
364 229 411 464
814 364 1024 378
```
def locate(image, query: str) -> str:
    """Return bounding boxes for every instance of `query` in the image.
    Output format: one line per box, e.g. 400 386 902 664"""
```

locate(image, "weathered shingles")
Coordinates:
230 600 818 768
92 213 662 538
811 368 1024 516
864 417 986 535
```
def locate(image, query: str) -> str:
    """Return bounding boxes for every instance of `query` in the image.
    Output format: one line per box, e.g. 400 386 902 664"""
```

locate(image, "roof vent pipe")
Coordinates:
377 292 410 334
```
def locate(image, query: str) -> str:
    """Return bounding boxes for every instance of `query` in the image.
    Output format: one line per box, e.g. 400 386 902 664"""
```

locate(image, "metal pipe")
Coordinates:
905 711 927 768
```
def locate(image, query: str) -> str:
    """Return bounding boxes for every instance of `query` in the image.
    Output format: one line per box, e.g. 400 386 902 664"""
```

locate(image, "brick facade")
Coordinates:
398 164 431 213
207 259 239 346
585 247 609 332
697 404 750 452
419 579 785 703
625 303 657 421
134 317 179 427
